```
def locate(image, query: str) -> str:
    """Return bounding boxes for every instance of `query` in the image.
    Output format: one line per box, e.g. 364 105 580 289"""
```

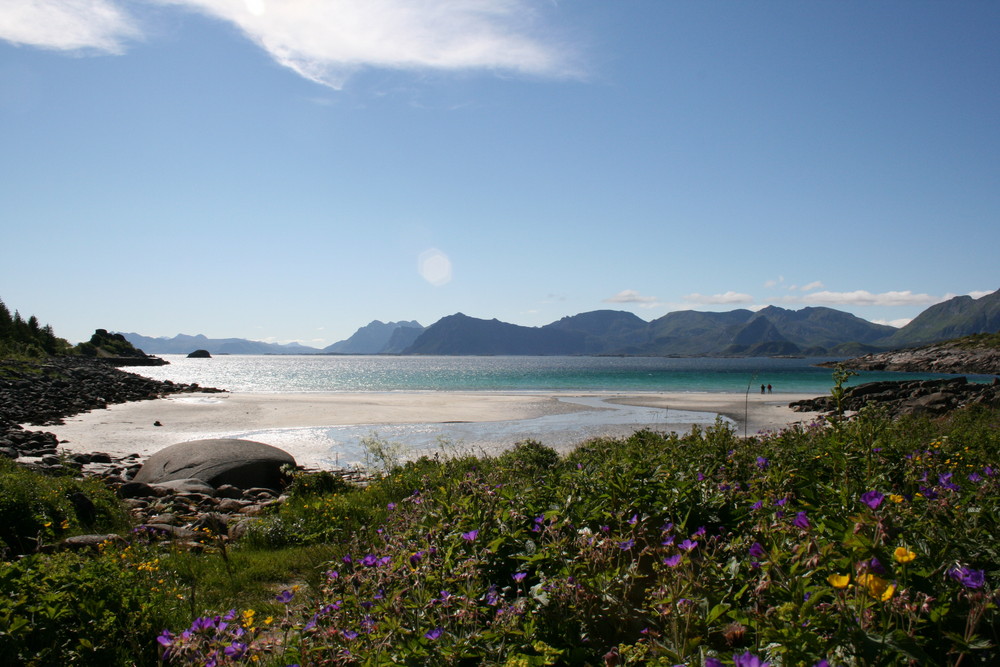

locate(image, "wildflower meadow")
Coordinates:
2 399 999 665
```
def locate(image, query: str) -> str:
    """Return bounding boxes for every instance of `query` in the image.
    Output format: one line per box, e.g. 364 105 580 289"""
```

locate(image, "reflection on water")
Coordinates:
224 396 730 468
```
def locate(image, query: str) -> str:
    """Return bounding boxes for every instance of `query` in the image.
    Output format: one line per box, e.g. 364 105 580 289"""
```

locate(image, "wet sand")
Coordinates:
43 391 823 468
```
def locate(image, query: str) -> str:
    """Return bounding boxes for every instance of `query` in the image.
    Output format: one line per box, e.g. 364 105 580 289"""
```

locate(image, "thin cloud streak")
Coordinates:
683 291 754 305
604 289 659 306
0 0 137 53
794 290 944 307
0 0 579 89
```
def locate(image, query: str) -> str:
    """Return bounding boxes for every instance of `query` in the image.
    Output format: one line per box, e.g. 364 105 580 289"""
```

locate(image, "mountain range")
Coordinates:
121 289 999 358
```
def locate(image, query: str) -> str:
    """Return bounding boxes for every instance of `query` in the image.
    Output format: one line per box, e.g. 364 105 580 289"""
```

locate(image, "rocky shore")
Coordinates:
789 376 1000 418
0 356 222 459
822 334 1000 375
0 357 366 553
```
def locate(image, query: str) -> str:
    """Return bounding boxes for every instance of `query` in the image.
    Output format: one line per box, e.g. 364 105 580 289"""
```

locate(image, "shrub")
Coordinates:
0 543 185 665
0 458 129 556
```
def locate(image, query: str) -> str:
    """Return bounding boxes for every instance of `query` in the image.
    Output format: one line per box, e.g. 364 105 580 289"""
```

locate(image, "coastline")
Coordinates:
45 391 824 468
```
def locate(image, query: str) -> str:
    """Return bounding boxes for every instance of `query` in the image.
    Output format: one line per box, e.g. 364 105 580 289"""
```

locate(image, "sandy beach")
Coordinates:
43 391 824 469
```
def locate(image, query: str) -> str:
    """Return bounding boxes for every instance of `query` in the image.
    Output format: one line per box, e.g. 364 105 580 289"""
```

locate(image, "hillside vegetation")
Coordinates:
0 298 72 359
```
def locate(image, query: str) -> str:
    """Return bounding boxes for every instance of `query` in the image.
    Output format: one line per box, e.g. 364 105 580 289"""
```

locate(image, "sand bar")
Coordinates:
41 391 824 468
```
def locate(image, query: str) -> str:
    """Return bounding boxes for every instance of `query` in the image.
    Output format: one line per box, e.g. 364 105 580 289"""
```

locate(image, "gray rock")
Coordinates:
118 481 158 498
133 438 296 490
152 478 217 496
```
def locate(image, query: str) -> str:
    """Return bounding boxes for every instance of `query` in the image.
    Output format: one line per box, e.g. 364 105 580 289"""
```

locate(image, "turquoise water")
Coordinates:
128 354 987 394
128 355 992 467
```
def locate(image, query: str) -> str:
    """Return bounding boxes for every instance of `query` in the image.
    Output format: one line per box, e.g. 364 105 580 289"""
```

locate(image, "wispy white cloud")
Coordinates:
764 276 784 288
788 290 944 307
683 291 754 305
968 290 994 299
0 0 579 89
0 0 138 53
604 290 660 307
170 0 579 88
800 281 824 291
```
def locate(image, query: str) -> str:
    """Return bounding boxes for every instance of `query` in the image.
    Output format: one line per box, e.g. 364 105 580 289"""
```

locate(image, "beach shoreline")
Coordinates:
42 390 825 468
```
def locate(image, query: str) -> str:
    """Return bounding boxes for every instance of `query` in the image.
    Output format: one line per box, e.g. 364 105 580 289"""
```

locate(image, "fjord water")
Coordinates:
129 354 972 394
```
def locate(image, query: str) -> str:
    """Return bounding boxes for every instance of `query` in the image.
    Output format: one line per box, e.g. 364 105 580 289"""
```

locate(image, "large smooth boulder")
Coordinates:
133 439 296 490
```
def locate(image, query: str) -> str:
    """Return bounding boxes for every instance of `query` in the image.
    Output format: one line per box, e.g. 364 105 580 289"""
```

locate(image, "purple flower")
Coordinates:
867 557 887 575
705 659 724 667
661 535 675 546
939 472 961 491
774 497 788 507
693 525 707 537
734 651 770 667
860 491 885 509
749 542 767 560
342 629 358 640
968 472 983 483
628 513 639 525
950 566 986 589
224 642 248 659
814 661 830 667
156 630 173 647
751 500 763 510
424 627 444 640
410 551 424 566
275 589 294 604
793 511 810 529
663 554 683 567
387 502 396 510
361 554 378 567
618 539 635 551
513 572 527 582
679 539 698 552
461 529 479 542
756 456 770 470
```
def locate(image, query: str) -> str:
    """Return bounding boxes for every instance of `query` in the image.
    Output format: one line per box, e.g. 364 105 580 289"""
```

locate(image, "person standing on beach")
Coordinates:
761 384 765 394
767 384 772 394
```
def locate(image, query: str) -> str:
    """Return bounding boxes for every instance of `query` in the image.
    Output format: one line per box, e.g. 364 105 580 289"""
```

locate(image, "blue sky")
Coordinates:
1 1 997 347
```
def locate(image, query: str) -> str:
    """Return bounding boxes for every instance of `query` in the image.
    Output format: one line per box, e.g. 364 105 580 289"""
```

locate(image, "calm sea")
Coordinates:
125 355 990 467
128 354 981 395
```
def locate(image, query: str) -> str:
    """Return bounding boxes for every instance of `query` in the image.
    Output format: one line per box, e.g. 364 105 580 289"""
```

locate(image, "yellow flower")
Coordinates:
828 573 850 589
857 573 896 601
893 546 917 564
889 494 904 504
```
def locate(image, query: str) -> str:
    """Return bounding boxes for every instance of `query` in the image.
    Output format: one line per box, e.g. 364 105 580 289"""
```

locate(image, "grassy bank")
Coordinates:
2 403 998 665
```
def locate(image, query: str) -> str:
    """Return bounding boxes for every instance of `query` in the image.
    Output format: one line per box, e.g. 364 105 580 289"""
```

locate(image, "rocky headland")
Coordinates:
790 376 1000 418
820 333 1000 376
